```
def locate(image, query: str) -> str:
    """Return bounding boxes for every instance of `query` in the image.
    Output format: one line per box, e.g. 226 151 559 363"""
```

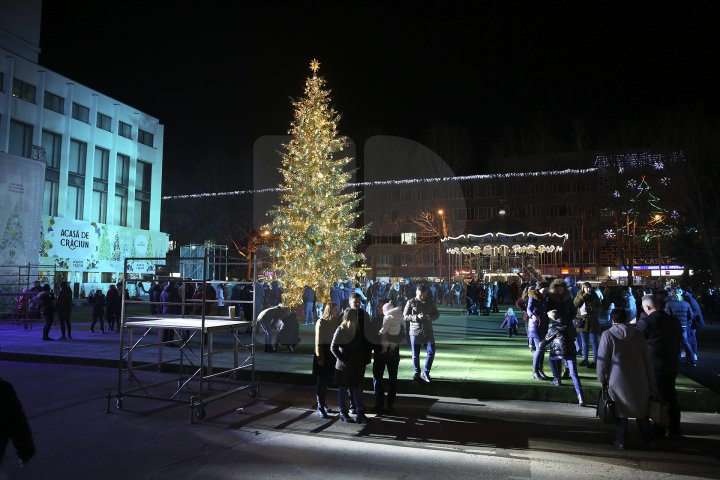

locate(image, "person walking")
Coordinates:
0 377 35 467
55 280 73 340
330 293 373 424
636 294 683 439
403 284 440 383
105 284 121 332
597 308 656 450
313 302 340 418
540 309 585 406
664 287 695 366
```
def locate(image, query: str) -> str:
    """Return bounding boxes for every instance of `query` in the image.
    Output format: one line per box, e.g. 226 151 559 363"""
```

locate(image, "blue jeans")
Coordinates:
304 302 315 324
337 380 364 415
531 337 544 371
680 326 695 359
578 331 599 363
688 328 698 360
410 334 435 374
548 356 583 396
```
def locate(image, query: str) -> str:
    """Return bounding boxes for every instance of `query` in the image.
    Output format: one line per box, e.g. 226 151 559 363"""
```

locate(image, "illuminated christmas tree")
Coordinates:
265 59 367 306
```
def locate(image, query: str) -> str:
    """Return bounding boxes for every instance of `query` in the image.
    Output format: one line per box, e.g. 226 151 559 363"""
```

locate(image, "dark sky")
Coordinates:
39 1 720 195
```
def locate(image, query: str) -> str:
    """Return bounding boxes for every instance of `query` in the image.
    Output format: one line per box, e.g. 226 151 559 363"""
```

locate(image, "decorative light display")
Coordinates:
660 177 670 186
163 169 601 200
442 232 568 256
603 229 616 239
262 59 367 306
613 175 675 243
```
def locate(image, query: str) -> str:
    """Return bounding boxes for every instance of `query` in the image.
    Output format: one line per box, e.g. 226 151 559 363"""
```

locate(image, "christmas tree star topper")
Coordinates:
310 58 320 74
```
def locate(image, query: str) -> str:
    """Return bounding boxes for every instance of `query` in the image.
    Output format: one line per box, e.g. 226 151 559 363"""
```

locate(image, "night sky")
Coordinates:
39 1 720 196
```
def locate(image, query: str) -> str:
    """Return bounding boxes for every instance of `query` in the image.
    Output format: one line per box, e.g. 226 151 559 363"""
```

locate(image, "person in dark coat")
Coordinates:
303 285 316 325
682 289 705 365
636 294 683 439
313 302 341 418
90 288 106 333
0 377 35 467
330 293 373 424
54 280 73 340
664 287 695 366
275 312 300 352
403 284 440 383
372 298 403 414
36 284 56 341
160 281 181 343
527 282 550 380
105 284 121 332
540 310 585 406
546 279 577 378
573 282 602 368
149 281 163 314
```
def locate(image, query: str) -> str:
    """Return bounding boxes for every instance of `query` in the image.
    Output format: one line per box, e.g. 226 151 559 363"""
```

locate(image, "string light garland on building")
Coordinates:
262 59 367 306
162 167 601 200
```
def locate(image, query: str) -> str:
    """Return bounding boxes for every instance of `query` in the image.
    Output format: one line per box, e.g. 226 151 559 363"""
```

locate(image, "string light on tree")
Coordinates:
263 59 367 306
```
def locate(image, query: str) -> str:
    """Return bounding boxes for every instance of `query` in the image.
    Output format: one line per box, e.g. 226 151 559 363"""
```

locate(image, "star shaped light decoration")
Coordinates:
604 229 617 239
310 58 321 74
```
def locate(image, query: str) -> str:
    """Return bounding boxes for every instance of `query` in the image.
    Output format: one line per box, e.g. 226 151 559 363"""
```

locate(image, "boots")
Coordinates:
550 377 561 386
316 404 329 419
578 392 586 407
532 370 549 380
339 411 355 423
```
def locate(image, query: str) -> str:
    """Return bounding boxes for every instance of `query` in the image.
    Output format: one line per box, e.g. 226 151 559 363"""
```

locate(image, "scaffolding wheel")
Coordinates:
195 406 206 419
115 397 123 410
249 387 258 398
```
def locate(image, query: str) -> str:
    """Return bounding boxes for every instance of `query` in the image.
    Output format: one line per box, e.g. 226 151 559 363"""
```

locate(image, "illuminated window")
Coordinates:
401 233 416 245
12 78 36 103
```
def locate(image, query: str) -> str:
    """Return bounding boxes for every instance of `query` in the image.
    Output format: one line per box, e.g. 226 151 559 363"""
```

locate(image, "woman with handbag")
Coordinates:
597 308 656 450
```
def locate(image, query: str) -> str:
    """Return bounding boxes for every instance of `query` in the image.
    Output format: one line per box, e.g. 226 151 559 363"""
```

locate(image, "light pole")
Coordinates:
438 209 449 283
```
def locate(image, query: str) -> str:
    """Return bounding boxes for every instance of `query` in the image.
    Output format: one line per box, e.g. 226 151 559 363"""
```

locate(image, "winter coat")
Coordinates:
597 323 656 418
54 286 73 319
624 291 638 322
160 285 181 315
500 313 519 329
526 289 548 339
546 279 576 323
683 293 705 329
330 309 373 387
91 292 105 317
313 314 340 375
664 298 693 329
573 290 601 333
0 378 35 466
256 305 289 329
106 286 121 317
403 295 439 339
330 285 342 307
540 320 577 357
635 310 682 377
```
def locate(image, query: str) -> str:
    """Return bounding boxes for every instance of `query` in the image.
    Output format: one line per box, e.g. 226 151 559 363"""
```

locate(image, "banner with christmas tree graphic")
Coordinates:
0 153 45 267
40 215 168 274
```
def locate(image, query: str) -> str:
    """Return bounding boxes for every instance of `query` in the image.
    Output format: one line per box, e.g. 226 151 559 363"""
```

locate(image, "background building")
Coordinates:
0 0 168 298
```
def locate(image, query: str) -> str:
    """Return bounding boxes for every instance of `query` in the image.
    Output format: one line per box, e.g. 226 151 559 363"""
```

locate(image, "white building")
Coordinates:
0 0 168 297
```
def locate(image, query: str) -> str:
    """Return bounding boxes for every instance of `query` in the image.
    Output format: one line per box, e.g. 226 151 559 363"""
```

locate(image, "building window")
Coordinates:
116 154 130 186
135 160 152 229
66 185 84 220
401 232 417 245
138 129 154 147
43 91 65 114
0 71 4 91
118 121 132 139
96 112 112 132
12 79 36 103
9 120 33 158
43 180 59 216
92 147 109 224
41 130 62 169
72 102 90 123
69 139 87 175
114 153 130 227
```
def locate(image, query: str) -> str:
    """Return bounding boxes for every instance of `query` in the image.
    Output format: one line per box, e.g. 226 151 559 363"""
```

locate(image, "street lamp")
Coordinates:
437 209 450 283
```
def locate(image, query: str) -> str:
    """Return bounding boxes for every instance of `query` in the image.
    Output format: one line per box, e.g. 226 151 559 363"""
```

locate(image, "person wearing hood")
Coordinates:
539 309 585 406
546 279 577 379
597 308 656 450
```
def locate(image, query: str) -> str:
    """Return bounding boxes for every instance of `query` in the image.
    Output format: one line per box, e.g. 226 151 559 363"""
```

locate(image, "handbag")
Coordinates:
596 385 616 424
648 396 670 426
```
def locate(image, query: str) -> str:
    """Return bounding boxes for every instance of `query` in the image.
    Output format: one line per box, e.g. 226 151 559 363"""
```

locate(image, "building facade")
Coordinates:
0 3 168 297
